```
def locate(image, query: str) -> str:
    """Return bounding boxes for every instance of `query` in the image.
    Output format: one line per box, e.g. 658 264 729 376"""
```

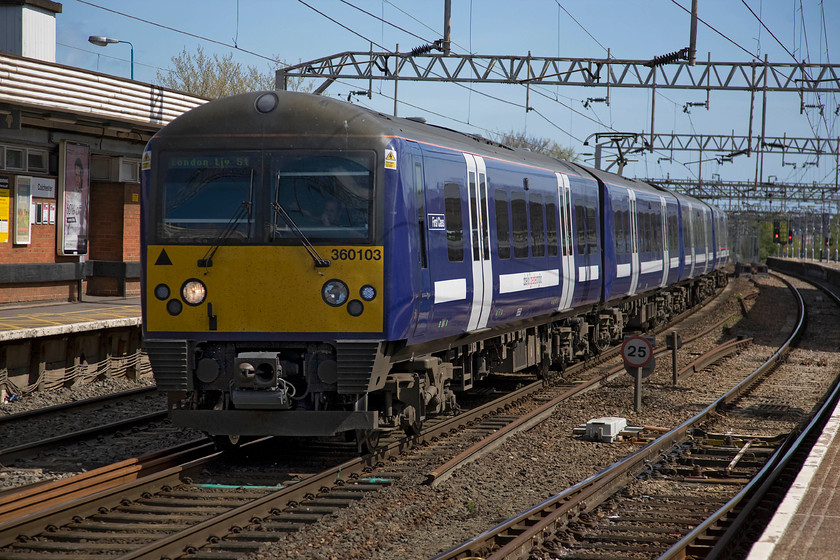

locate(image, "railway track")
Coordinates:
0 281 744 559
0 386 169 466
432 272 840 560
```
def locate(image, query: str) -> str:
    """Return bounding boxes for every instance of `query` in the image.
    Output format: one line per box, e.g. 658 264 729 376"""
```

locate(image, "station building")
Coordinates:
0 0 207 305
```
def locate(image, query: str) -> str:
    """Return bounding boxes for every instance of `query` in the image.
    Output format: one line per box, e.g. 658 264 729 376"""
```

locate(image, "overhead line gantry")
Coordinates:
276 52 840 94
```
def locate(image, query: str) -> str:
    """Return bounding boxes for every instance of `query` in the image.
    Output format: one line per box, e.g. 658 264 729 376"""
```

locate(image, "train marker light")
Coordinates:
154 283 170 300
360 284 377 301
255 92 278 113
347 300 364 316
166 299 182 316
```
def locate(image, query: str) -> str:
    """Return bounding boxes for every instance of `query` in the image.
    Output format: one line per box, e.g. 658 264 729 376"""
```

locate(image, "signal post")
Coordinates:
621 336 655 412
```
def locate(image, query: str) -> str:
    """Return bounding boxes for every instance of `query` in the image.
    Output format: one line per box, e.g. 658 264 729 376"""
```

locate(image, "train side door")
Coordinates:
555 173 575 311
684 201 696 278
412 150 471 340
464 154 493 331
628 190 639 296
659 196 668 287
412 155 432 337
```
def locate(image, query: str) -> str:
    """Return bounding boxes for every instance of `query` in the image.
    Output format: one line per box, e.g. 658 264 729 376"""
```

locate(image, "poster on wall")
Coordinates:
0 175 9 243
57 140 90 255
14 176 32 245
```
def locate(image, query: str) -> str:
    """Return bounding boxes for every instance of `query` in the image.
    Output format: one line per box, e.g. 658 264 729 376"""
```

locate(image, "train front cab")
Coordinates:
140 92 409 442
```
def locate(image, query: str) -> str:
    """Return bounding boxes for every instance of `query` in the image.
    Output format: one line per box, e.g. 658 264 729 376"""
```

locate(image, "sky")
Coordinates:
54 1 840 211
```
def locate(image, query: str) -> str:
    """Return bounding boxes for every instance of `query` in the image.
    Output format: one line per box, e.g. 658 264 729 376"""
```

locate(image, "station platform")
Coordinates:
0 295 141 342
747 394 840 559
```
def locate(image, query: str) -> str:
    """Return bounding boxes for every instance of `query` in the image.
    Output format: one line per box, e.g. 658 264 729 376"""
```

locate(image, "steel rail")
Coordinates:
431 274 804 560
0 386 156 425
0 410 168 464
426 287 740 486
657 274 840 559
677 337 754 379
0 440 218 547
0 439 211 525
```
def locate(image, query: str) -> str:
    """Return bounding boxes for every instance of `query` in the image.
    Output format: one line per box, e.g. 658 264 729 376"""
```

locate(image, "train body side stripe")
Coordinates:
434 278 467 303
499 269 560 294
640 259 664 274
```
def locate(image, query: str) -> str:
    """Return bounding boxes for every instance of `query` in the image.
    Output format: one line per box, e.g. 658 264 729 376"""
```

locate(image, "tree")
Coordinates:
156 46 311 98
491 130 577 162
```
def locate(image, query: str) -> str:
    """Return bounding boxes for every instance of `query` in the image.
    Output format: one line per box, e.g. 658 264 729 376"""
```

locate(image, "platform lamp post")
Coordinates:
88 35 134 80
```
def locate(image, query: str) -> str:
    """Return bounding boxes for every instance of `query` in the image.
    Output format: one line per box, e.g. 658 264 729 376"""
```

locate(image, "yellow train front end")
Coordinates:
144 245 384 335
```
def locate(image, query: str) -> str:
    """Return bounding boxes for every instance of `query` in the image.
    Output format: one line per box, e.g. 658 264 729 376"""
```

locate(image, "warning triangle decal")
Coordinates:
155 249 173 266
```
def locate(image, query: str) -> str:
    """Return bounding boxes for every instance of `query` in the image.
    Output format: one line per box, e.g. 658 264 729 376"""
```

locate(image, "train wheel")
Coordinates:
404 420 423 437
211 435 242 451
355 429 381 454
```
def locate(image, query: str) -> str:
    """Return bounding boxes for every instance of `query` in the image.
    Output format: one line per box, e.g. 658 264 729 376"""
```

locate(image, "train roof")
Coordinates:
153 90 584 177
154 90 725 216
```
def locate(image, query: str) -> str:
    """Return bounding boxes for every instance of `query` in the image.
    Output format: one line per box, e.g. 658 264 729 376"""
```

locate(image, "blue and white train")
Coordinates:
141 90 729 447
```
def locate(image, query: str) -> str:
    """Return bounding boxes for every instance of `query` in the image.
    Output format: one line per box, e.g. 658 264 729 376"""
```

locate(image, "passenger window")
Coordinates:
530 194 545 257
575 204 587 254
546 197 558 257
668 210 679 252
479 173 490 260
654 210 662 252
511 192 528 258
415 161 427 268
495 190 511 259
647 212 655 252
444 182 464 262
585 206 597 254
614 206 625 253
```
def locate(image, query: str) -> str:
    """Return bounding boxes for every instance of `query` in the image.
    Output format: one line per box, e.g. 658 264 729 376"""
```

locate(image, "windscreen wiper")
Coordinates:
198 170 254 268
198 200 252 268
271 200 330 268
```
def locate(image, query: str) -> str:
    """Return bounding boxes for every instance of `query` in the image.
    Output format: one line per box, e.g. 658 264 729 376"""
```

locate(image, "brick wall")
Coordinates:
87 182 141 297
0 182 82 303
123 184 141 262
89 182 125 261
1 178 140 304
0 282 78 304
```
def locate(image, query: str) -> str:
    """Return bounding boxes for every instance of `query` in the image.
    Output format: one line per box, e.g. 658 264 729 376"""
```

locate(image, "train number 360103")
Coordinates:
330 248 382 261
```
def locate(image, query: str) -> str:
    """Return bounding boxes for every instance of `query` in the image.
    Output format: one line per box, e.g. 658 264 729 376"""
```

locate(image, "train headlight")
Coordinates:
181 279 207 306
322 279 349 307
360 284 377 301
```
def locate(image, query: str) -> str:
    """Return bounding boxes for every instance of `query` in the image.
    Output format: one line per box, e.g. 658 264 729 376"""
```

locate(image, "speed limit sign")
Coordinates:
621 336 654 368
623 335 655 412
